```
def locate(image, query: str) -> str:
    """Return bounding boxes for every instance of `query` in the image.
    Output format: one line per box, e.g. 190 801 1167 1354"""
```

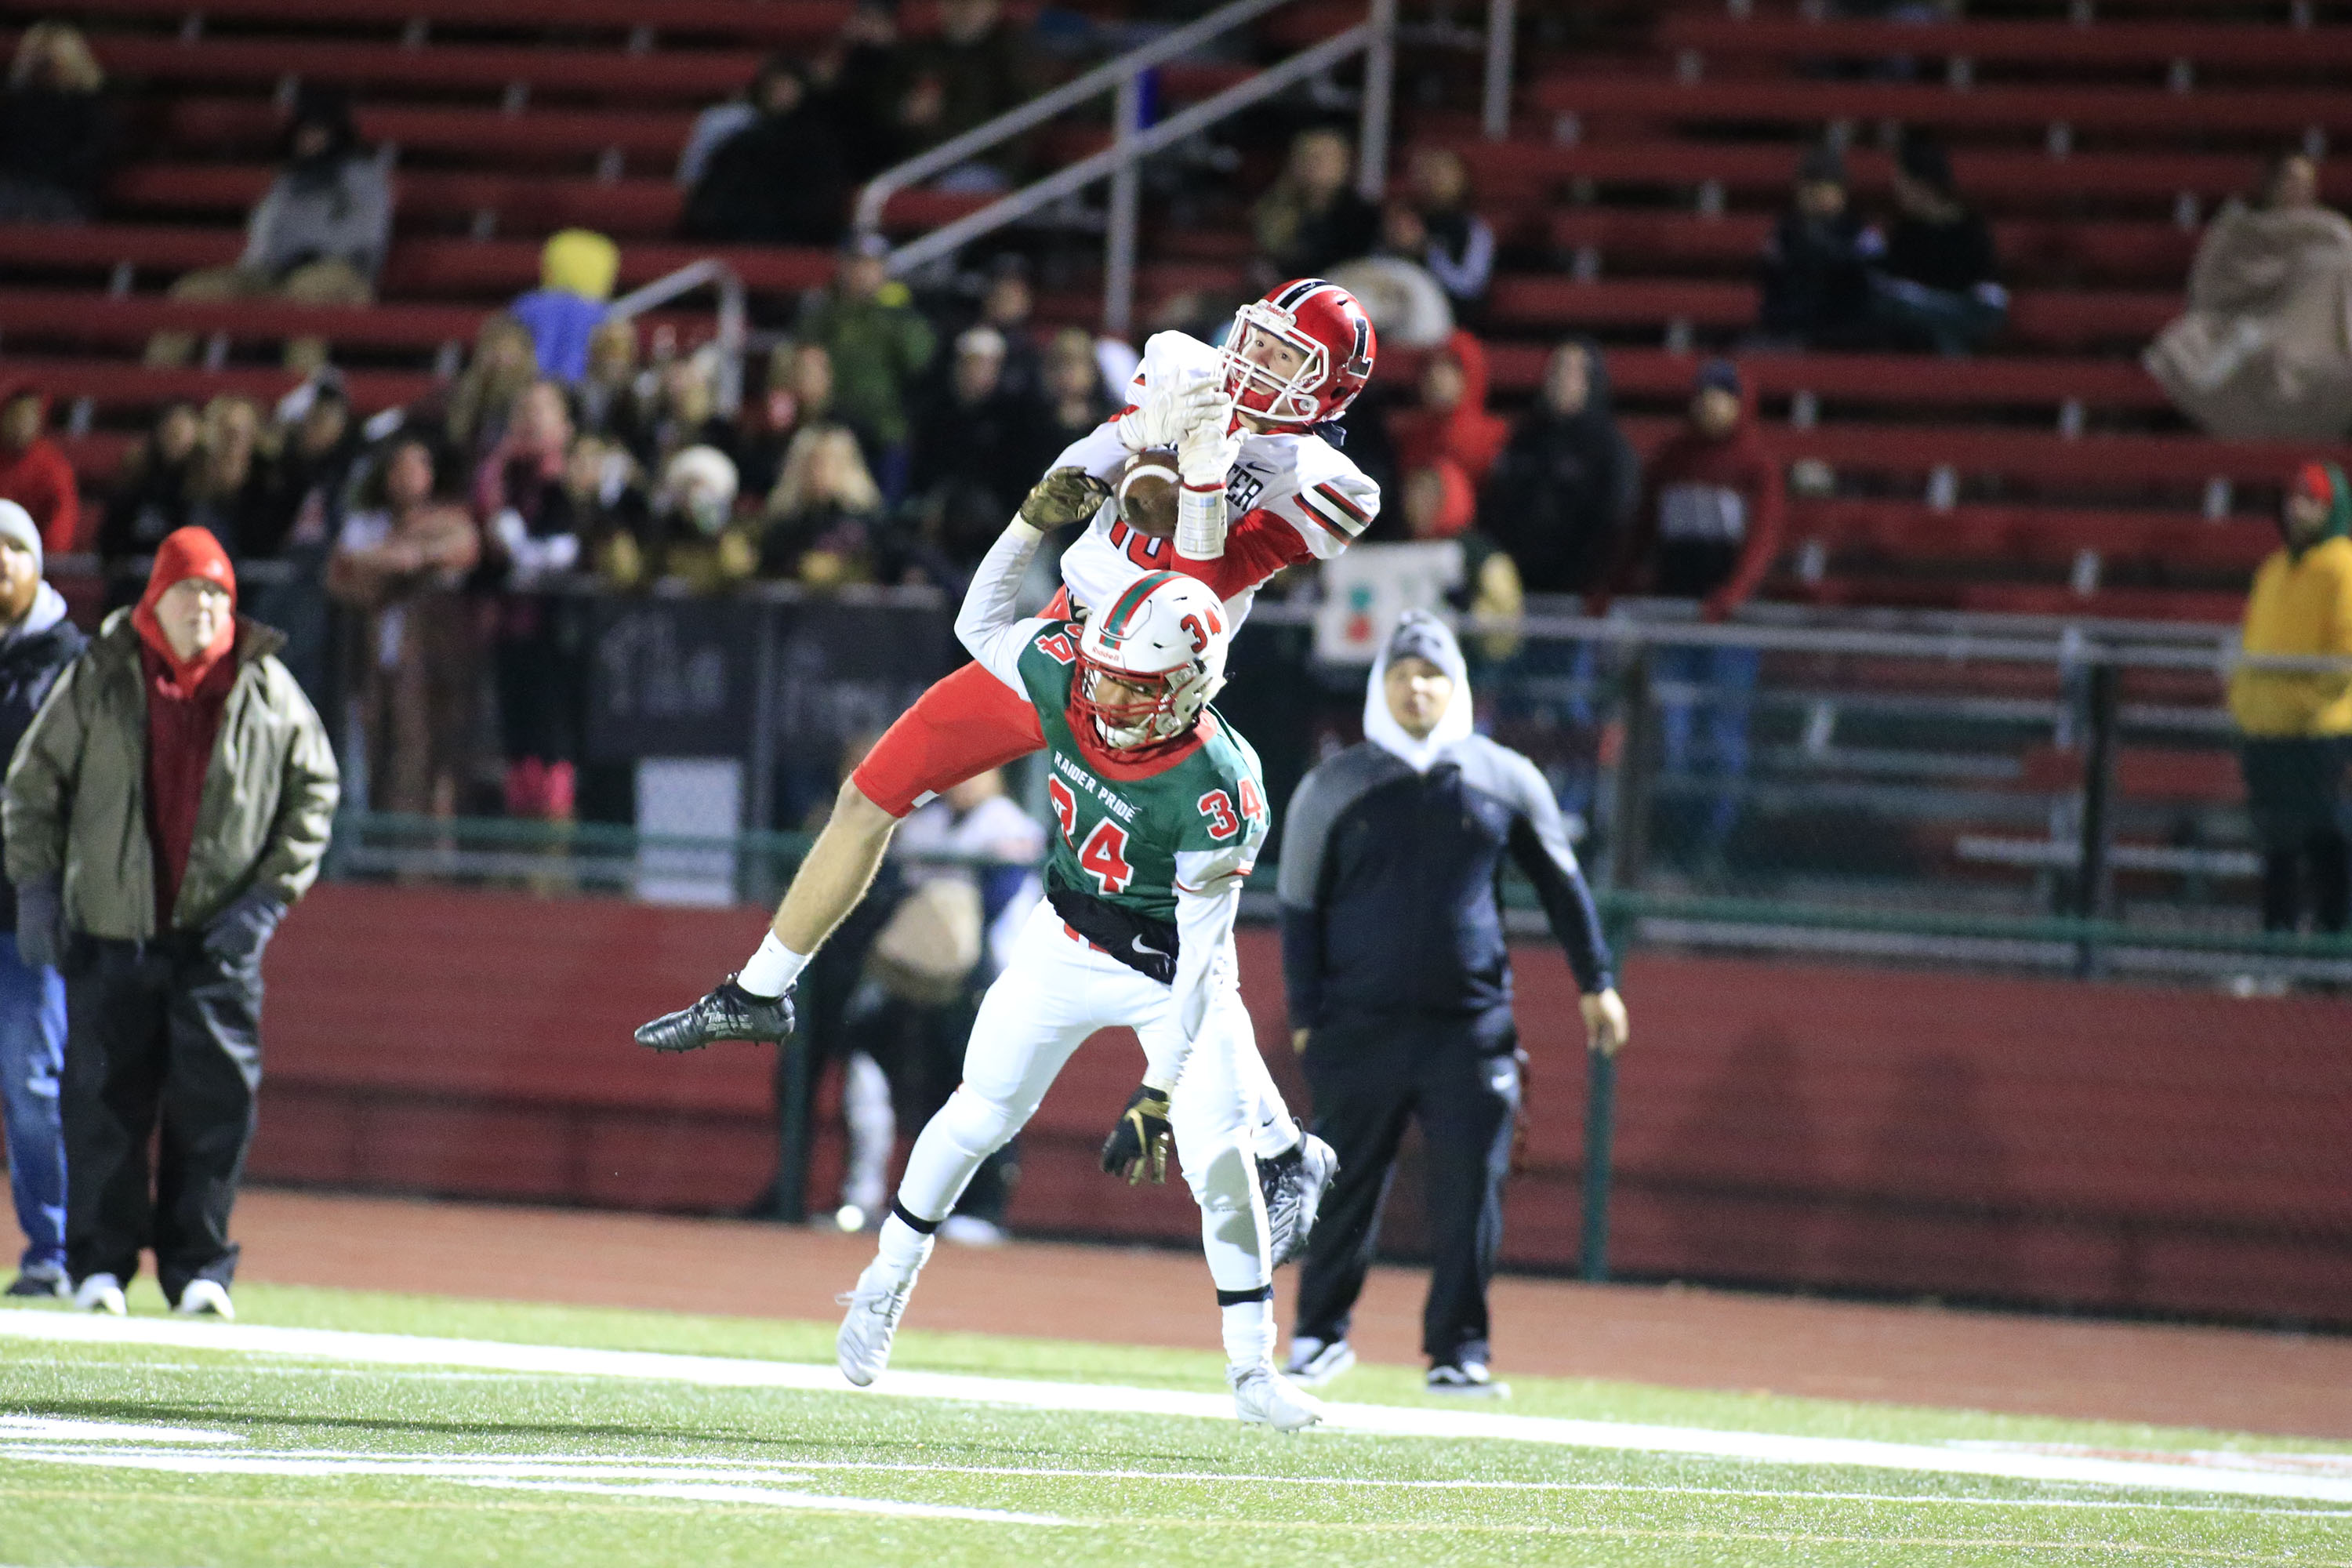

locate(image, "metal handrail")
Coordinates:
855 0 1395 335
607 256 747 417
851 0 1298 237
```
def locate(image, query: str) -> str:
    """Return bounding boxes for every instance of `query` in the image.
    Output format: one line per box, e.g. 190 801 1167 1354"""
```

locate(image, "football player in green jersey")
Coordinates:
836 470 1325 1431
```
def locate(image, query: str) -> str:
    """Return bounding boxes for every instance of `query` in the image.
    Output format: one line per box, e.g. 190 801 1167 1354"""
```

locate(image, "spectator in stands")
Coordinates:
1392 330 1509 488
0 24 110 223
909 326 1047 572
249 379 358 561
637 352 738 477
1385 147 1494 318
975 260 1043 400
1602 358 1784 865
1756 146 1876 350
182 397 273 560
1867 133 2005 356
2147 151 2352 442
683 57 850 248
676 59 768 189
0 386 80 556
895 0 1033 190
738 342 834 499
635 445 758 596
441 316 542 459
1035 327 1114 459
2229 462 2352 935
0 501 84 1299
8 526 336 1321
575 318 647 451
474 382 583 822
1254 128 1381 279
760 426 891 584
568 435 655 588
811 0 906 181
326 438 481 818
98 405 201 579
509 230 620 385
1480 339 1637 597
1334 240 1454 350
147 88 390 373
1402 460 1523 641
795 236 938 499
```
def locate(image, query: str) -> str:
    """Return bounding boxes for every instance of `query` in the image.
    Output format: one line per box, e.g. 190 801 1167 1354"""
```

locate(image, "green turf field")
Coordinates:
4 1284 2348 1566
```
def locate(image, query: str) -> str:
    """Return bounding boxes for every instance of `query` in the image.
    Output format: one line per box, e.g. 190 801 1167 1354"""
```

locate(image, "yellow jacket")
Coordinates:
2230 534 2352 736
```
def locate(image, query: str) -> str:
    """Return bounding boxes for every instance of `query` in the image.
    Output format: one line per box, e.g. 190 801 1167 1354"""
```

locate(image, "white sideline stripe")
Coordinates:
0 1415 239 1444
30 1446 2343 1519
5 1312 2350 1507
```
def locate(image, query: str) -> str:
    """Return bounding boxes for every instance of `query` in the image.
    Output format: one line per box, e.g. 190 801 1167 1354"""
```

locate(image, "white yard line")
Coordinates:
5 1312 2349 1508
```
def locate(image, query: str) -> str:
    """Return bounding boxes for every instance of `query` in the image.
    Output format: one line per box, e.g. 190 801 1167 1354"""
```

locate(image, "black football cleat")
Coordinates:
1259 1125 1339 1268
635 977 797 1052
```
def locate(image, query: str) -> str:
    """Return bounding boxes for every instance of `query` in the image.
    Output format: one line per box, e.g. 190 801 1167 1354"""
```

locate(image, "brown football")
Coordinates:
1118 448 1180 539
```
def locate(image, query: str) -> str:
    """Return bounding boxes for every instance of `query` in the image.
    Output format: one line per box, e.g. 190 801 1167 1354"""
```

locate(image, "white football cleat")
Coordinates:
73 1273 126 1316
835 1254 924 1388
174 1280 234 1319
1230 1363 1326 1432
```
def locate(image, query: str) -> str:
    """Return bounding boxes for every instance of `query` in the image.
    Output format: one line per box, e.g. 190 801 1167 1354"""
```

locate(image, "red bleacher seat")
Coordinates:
1484 278 2177 350
1540 211 2198 287
1785 499 2276 575
1528 77 2352 141
1653 16 2352 74
48 0 862 44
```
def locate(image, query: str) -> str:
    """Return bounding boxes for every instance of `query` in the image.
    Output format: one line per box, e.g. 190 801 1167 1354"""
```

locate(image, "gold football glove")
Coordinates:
1019 466 1114 532
1099 1083 1174 1185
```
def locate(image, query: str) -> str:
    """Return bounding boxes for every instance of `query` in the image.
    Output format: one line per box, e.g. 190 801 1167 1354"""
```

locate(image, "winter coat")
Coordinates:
2231 468 2352 738
683 103 851 247
0 582 87 917
1391 329 1510 486
1759 208 1876 347
2146 203 2352 441
5 610 338 938
1479 343 1639 594
1615 396 1786 614
0 433 81 555
793 288 938 451
241 154 394 281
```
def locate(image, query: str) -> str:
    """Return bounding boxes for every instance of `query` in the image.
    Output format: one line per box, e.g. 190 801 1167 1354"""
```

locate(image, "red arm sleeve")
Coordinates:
1707 447 1785 615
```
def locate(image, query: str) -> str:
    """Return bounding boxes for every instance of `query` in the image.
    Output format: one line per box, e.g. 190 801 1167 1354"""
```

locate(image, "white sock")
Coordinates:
873 1211 935 1283
738 931 809 997
1221 1298 1276 1371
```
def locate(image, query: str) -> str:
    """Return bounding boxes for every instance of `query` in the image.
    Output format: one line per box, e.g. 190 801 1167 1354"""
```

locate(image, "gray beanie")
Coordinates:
0 500 41 575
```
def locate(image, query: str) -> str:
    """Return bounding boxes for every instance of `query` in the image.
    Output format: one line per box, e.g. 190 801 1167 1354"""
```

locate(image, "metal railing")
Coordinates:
607 257 747 416
853 0 1396 336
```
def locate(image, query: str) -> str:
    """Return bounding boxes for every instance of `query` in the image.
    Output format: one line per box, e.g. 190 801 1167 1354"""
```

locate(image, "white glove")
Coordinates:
1174 397 1240 561
1121 368 1228 453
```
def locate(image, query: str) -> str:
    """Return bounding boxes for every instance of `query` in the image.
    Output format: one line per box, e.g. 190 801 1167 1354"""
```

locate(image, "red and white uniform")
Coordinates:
852 329 1381 817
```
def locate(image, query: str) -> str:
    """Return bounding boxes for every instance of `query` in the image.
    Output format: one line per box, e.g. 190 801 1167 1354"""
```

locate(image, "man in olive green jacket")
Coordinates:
4 528 336 1318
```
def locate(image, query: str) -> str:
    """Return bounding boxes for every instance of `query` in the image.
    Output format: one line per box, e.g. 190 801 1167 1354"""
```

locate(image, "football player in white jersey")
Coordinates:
637 280 1381 1257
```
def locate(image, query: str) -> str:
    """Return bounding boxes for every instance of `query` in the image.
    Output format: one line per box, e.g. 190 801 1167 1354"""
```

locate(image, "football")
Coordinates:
1116 447 1181 539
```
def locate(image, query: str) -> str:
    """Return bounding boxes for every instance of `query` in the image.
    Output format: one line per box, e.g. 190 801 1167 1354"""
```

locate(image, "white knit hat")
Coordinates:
0 500 41 574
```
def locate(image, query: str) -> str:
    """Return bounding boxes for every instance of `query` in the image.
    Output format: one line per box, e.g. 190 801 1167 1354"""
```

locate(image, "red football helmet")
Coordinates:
1218 278 1377 429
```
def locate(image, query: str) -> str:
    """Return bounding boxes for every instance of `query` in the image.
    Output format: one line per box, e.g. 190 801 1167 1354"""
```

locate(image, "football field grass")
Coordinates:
4 1283 2349 1566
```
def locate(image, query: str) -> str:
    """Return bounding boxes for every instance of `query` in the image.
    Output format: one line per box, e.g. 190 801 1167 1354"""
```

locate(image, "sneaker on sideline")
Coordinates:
1282 1336 1356 1388
1426 1360 1507 1397
5 1265 69 1298
174 1279 234 1319
72 1273 126 1316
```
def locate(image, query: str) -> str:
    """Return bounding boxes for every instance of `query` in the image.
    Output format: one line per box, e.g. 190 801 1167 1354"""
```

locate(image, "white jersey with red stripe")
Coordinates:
1048 330 1381 625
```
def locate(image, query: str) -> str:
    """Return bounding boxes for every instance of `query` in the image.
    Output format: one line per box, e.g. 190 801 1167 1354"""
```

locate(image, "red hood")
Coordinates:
132 527 240 696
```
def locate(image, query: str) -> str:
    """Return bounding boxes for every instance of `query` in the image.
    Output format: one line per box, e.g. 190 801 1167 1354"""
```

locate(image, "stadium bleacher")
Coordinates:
2 0 2347 620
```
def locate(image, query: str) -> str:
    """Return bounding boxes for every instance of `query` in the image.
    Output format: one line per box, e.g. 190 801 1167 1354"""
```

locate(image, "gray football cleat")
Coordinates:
635 977 796 1052
1231 1363 1326 1432
1260 1128 1338 1268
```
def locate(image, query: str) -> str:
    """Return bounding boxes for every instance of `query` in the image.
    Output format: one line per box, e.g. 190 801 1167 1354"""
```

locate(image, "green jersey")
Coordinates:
1014 619 1270 934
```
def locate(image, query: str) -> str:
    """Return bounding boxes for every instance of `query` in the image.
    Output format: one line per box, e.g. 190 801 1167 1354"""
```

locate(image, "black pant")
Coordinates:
1294 1011 1520 1367
2242 737 2352 934
62 932 264 1301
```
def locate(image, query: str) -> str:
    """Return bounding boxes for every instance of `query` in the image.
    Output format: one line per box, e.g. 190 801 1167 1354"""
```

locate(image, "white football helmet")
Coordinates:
1075 571 1231 750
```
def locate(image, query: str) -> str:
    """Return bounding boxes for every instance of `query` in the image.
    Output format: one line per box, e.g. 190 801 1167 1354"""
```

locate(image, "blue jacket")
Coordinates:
1276 732 1613 1033
0 583 86 918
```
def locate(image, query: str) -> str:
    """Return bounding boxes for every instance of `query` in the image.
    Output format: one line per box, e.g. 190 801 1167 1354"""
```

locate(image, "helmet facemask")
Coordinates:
1075 656 1214 750
1218 307 1328 428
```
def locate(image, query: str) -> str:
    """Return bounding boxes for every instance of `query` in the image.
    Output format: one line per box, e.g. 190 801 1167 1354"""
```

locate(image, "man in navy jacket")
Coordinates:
1278 612 1628 1393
